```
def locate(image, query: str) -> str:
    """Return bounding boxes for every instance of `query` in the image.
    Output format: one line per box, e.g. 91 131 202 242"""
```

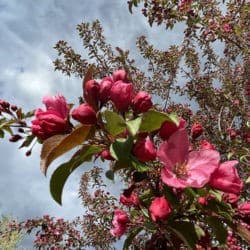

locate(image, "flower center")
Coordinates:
174 161 188 178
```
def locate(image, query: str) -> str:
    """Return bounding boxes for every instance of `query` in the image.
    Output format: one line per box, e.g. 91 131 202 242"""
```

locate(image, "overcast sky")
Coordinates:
0 0 184 247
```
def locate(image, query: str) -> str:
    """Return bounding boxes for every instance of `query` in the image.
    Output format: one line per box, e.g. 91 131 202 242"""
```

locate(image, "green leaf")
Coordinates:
206 216 227 244
102 110 126 136
0 130 4 138
50 145 101 205
139 110 179 132
169 221 198 250
126 117 142 136
123 227 142 250
110 137 133 162
131 156 149 172
163 186 179 206
41 125 93 175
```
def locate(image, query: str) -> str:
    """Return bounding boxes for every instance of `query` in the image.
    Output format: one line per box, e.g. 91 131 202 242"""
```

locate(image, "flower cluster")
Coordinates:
3 69 249 248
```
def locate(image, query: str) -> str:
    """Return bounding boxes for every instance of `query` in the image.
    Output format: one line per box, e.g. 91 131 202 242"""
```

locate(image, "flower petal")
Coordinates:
157 129 189 168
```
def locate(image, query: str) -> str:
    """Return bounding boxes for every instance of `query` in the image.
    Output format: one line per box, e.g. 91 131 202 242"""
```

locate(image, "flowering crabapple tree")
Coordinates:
0 0 250 249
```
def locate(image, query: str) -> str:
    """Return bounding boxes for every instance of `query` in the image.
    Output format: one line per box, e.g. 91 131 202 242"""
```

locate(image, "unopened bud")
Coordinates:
11 105 18 111
25 150 32 156
9 134 22 142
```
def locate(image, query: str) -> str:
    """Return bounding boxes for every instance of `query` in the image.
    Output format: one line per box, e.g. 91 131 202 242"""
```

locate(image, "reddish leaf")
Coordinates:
40 125 92 175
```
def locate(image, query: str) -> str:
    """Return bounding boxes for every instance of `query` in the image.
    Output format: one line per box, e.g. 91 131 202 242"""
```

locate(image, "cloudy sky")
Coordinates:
0 0 184 247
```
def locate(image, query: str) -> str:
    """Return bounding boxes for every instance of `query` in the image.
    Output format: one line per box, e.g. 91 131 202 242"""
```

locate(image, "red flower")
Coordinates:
31 94 70 140
149 196 171 222
100 150 114 160
133 138 156 162
238 202 250 215
120 192 139 207
71 103 97 125
110 209 129 237
110 81 134 112
112 69 128 82
132 91 153 113
84 79 100 109
209 160 243 194
159 117 186 140
191 121 203 139
99 77 113 103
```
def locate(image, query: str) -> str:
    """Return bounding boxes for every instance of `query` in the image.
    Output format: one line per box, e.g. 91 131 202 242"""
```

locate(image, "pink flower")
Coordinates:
120 192 139 207
133 138 157 162
191 121 203 139
149 196 171 222
199 140 215 150
72 103 97 125
99 77 113 103
110 81 134 112
112 69 128 82
159 117 186 140
157 130 220 188
110 209 129 237
209 161 243 194
84 79 100 109
31 94 70 140
132 91 153 113
238 202 250 215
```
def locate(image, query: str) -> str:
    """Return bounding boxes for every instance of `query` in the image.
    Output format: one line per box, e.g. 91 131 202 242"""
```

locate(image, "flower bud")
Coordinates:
72 103 97 125
99 77 113 103
132 138 156 162
191 121 203 139
197 197 208 206
149 196 171 222
110 81 134 112
31 94 71 140
159 117 186 140
100 150 114 160
9 134 22 142
112 69 128 82
199 140 215 150
238 202 250 215
120 192 139 207
132 91 153 114
84 80 100 109
110 209 129 237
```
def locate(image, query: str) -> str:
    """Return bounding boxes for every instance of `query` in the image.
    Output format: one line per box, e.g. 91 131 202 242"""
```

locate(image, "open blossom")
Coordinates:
149 196 171 222
209 160 243 194
133 138 156 162
110 209 129 237
31 94 70 140
110 80 134 112
132 91 152 113
159 117 186 140
157 130 220 188
71 103 97 125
